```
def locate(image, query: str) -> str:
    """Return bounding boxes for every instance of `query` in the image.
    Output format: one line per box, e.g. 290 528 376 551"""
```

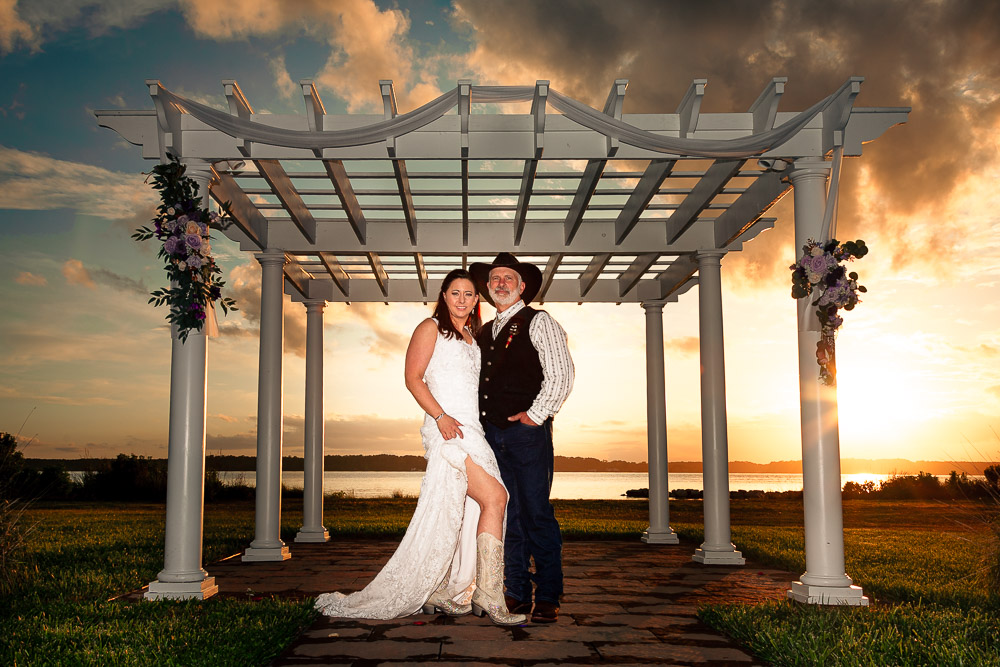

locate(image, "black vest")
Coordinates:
477 307 544 429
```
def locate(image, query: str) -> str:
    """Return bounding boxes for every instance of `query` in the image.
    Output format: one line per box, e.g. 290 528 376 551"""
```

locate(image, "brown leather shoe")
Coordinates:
531 599 559 623
504 595 532 615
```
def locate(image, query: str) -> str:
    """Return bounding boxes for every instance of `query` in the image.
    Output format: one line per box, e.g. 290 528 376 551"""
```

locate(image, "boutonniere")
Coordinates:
505 320 521 349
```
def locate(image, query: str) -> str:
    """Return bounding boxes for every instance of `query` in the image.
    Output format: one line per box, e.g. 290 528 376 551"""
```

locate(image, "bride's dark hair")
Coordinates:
433 269 482 339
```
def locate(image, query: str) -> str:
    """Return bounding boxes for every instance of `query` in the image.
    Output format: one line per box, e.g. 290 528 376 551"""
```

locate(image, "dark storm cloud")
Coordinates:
454 0 1000 273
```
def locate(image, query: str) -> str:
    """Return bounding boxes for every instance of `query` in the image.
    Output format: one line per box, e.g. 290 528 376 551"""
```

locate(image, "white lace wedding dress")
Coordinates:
315 326 506 619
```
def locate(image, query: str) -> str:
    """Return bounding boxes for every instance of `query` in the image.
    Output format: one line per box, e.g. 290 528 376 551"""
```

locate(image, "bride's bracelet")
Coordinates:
433 412 445 421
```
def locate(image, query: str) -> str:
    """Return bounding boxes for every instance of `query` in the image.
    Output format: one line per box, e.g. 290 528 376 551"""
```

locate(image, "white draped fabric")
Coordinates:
157 84 842 158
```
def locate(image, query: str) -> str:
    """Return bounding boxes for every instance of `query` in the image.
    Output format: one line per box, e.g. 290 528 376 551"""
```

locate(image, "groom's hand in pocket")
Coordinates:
507 412 539 427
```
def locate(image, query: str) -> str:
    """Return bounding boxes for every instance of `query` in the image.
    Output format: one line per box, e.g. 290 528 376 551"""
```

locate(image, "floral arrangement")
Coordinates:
132 158 237 341
790 238 868 385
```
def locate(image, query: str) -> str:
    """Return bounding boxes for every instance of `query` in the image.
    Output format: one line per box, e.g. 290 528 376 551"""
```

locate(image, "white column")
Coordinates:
692 251 744 565
296 300 330 543
146 162 217 600
243 248 291 562
641 301 678 544
786 159 867 605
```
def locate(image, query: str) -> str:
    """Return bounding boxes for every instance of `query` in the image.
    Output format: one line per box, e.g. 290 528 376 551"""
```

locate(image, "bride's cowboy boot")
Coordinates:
421 565 472 616
470 532 527 625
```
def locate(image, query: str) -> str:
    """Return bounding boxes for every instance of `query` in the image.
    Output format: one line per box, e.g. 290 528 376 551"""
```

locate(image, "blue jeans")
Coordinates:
485 419 563 604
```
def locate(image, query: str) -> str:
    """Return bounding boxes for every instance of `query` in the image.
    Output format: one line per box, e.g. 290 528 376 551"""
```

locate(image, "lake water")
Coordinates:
211 470 912 499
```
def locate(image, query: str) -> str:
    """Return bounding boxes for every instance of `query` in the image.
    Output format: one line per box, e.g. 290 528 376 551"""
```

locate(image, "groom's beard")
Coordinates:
489 286 521 307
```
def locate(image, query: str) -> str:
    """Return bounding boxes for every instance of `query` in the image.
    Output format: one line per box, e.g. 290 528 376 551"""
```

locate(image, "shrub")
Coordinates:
0 432 32 597
204 469 255 502
80 454 168 502
842 480 876 498
877 471 950 500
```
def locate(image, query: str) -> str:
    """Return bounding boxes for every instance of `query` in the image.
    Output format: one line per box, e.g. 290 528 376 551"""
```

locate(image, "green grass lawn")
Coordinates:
4 497 998 665
689 501 1000 666
3 503 314 666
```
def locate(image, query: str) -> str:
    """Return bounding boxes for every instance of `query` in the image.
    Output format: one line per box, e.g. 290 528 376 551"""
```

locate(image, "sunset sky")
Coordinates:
1 0 998 466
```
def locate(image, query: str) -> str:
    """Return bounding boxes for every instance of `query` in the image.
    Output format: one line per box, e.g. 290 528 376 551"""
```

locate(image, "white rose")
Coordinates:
810 246 823 257
808 272 822 283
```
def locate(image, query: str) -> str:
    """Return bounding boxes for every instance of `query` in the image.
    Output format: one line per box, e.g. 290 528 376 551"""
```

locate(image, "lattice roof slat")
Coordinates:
95 77 909 303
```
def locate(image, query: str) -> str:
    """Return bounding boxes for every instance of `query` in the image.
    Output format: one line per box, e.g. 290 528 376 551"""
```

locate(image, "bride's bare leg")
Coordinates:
465 456 507 539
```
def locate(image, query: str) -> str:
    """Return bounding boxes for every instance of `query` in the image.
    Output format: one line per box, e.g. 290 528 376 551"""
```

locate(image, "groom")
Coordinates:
470 253 575 623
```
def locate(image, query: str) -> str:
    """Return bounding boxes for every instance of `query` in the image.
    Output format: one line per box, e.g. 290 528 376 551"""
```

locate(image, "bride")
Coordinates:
314 269 526 625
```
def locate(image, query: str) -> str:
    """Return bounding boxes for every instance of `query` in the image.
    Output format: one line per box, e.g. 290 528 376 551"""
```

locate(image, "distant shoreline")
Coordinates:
22 454 994 476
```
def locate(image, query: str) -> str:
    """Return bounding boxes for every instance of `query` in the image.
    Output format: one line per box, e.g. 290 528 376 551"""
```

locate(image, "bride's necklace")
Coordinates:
452 319 473 343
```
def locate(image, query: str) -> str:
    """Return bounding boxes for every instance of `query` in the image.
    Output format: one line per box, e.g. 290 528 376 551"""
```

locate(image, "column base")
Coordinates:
788 581 868 606
692 547 745 565
242 545 291 562
295 527 330 543
144 577 218 601
641 528 680 544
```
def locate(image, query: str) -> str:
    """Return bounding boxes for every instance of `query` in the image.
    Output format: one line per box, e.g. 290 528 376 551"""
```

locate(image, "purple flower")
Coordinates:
185 234 202 249
809 255 829 273
188 302 206 320
187 254 204 269
164 237 181 254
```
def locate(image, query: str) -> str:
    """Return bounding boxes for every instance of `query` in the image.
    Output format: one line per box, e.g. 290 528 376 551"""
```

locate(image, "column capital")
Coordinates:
180 158 214 183
695 249 726 265
255 248 287 267
785 158 831 185
303 299 326 312
641 300 667 312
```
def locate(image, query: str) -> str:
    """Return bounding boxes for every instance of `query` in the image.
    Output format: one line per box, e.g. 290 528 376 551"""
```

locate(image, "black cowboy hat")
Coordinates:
469 252 543 306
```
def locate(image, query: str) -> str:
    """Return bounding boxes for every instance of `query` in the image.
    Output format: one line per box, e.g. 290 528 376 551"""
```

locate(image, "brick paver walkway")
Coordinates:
175 538 794 666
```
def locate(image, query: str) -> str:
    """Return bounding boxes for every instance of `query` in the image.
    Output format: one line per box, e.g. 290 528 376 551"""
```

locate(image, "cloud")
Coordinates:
0 0 170 54
351 303 410 358
977 343 1000 358
988 385 1000 400
0 146 158 220
0 82 27 121
451 0 1000 282
269 53 298 100
15 271 47 286
91 267 148 295
0 384 120 407
0 0 37 53
223 260 308 356
58 260 147 294
62 259 95 288
178 0 439 112
205 412 423 456
665 336 700 356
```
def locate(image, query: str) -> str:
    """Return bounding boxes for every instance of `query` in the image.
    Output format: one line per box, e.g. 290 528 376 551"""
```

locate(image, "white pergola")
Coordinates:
96 76 908 605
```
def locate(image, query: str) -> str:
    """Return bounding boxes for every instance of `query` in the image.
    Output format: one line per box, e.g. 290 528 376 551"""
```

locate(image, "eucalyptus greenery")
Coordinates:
132 158 237 341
